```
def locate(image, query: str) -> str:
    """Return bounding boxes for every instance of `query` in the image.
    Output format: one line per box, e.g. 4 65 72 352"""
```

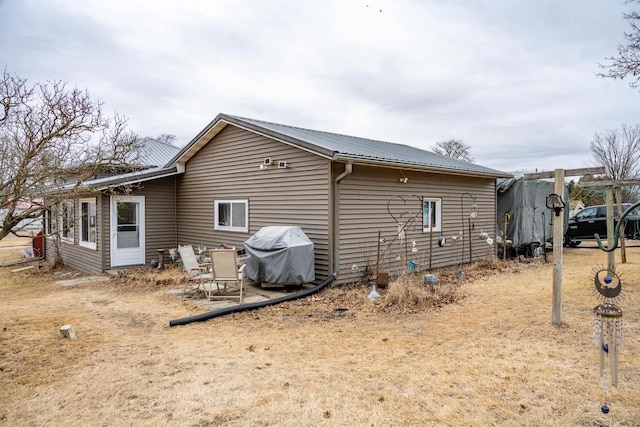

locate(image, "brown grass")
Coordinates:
383 274 462 313
0 238 639 426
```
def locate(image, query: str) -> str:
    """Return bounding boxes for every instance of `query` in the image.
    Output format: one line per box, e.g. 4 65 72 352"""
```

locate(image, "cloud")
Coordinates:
1 0 640 171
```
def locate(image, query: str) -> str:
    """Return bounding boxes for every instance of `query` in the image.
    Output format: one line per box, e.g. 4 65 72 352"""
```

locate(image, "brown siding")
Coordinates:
336 165 497 283
142 177 179 265
177 125 331 281
44 196 104 274
103 177 178 269
46 176 178 273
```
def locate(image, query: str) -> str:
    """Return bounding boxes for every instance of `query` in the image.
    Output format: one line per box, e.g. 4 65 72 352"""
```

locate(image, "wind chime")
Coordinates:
592 267 624 414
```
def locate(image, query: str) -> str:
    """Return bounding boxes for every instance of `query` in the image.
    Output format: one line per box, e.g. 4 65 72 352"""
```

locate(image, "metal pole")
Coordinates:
606 187 615 272
376 230 381 279
615 187 627 264
542 211 547 263
429 217 433 271
468 217 472 263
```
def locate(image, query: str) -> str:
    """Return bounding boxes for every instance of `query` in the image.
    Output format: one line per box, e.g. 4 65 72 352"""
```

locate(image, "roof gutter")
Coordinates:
331 161 353 279
97 171 180 191
334 155 511 179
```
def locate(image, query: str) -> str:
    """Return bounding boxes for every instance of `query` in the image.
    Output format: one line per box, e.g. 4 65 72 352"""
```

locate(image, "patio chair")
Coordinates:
178 245 212 298
206 248 246 302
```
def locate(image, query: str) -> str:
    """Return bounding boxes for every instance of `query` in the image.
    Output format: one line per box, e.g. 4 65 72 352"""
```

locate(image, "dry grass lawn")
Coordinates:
0 236 639 426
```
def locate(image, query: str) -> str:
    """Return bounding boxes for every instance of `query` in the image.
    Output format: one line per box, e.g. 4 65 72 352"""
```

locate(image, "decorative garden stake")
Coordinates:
458 192 478 281
592 267 624 414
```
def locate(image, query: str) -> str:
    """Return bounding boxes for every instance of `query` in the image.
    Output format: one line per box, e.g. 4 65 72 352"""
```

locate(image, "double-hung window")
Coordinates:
423 198 442 233
214 199 248 232
45 208 57 236
60 200 74 241
79 198 97 249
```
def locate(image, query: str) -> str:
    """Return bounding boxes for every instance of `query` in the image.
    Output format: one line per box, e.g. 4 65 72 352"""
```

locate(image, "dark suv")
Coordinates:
565 203 640 247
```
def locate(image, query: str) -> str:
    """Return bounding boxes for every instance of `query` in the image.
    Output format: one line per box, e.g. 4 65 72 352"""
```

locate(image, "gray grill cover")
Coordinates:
243 226 315 285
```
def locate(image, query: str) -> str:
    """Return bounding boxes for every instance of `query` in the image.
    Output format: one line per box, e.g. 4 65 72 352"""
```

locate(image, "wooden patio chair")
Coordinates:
205 248 246 302
178 245 212 298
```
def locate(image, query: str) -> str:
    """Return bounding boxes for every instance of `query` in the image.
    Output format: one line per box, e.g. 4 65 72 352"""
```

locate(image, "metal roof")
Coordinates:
59 139 181 191
138 138 181 168
175 114 510 178
66 166 179 191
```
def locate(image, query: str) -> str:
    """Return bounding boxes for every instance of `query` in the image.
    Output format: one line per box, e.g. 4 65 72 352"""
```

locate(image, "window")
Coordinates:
45 208 57 236
214 199 248 232
80 198 97 249
423 198 442 232
576 207 597 220
60 200 74 241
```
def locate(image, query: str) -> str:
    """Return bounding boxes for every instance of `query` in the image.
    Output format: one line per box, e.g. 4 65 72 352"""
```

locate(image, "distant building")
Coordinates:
569 200 585 217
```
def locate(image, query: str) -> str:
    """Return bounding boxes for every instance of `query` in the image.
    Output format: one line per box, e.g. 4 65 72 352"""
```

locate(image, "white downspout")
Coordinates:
332 162 353 278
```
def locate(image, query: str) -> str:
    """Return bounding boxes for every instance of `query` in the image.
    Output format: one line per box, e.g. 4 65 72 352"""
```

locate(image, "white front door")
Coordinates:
110 196 145 267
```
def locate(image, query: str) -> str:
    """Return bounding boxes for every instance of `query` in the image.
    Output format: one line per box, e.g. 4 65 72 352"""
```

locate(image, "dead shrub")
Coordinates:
107 266 187 292
383 273 463 313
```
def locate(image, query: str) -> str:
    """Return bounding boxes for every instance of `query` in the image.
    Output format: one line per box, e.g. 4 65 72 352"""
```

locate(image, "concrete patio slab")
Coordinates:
56 276 111 286
167 279 314 311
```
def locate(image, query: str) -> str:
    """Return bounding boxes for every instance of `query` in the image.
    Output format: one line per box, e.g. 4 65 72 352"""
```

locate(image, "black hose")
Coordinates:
169 274 337 327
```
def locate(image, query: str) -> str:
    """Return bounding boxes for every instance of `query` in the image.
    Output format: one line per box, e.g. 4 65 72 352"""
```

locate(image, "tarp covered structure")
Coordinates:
497 177 569 251
243 226 315 285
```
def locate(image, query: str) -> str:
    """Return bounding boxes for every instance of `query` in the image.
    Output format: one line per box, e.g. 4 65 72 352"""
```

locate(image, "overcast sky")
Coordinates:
2 0 639 173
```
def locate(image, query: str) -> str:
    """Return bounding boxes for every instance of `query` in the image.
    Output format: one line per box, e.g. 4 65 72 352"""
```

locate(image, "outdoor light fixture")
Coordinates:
546 193 565 216
259 164 268 170
399 170 408 183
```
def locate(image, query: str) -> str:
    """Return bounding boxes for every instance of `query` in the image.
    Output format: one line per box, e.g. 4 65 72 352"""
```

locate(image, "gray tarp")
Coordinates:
497 177 569 250
243 226 315 285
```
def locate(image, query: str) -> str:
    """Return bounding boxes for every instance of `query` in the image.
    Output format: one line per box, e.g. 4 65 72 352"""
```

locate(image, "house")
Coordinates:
0 198 43 233
43 138 181 272
44 114 510 284
569 200 585 218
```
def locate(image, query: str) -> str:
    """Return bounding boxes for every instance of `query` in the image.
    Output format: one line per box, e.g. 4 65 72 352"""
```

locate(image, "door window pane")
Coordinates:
117 202 139 248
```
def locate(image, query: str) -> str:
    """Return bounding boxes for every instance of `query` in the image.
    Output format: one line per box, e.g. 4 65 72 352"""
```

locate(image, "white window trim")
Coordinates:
79 198 97 250
423 198 442 233
214 199 249 232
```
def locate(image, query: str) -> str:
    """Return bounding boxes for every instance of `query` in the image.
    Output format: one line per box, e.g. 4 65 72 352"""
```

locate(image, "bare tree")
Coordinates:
590 124 640 201
155 133 177 145
0 70 141 241
598 1 640 89
431 139 474 162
